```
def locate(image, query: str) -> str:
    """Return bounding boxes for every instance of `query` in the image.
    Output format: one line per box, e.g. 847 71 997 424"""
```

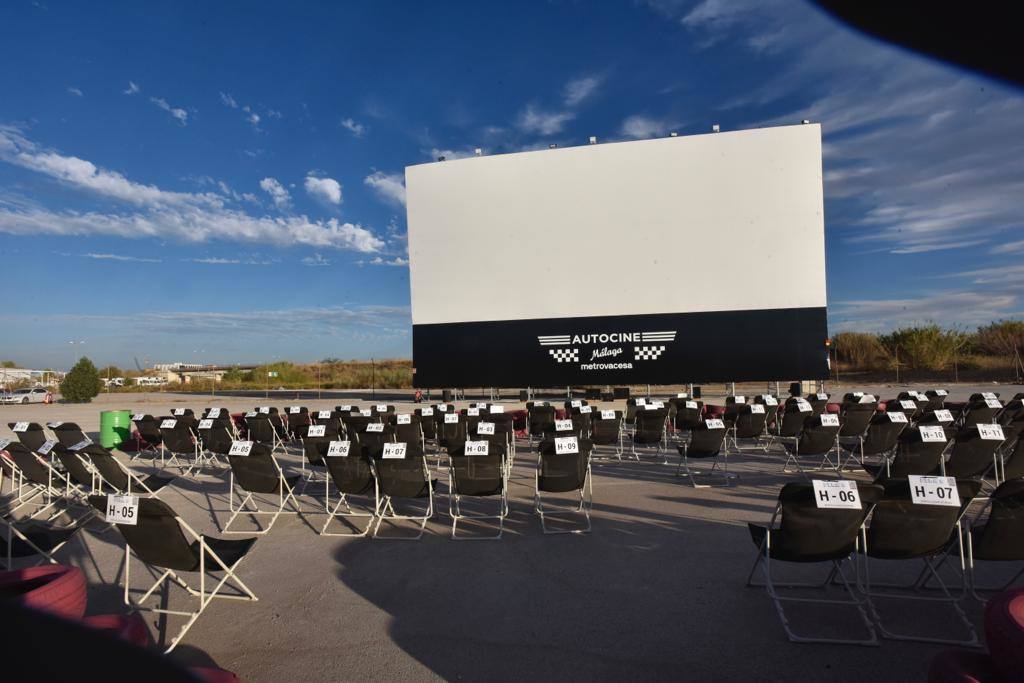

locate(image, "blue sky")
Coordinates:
2 0 1022 370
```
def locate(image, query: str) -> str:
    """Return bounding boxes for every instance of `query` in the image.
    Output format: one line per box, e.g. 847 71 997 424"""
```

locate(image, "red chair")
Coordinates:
0 565 87 620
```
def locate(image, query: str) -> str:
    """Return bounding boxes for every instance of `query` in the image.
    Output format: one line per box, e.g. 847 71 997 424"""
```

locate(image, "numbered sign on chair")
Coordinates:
339 405 352 412
908 475 960 507
160 419 177 429
365 423 384 433
229 440 254 456
289 406 301 414
420 407 434 417
375 404 387 412
382 442 407 459
37 439 57 455
733 395 746 404
935 389 948 396
982 392 997 400
436 404 448 412
131 414 146 422
444 414 459 424
208 408 222 418
105 494 139 526
796 400 812 413
172 408 185 416
820 414 840 427
317 410 332 419
245 411 257 418
685 401 698 410
812 480 861 509
635 397 647 406
48 422 63 428
985 398 1003 409
651 401 665 409
326 441 351 457
12 422 29 432
396 414 412 425
750 404 765 414
555 419 574 432
887 412 908 423
764 396 778 406
477 421 495 435
198 419 214 430
677 392 689 398
900 400 917 410
0 438 11 451
467 408 480 416
464 440 489 456
600 410 616 420
306 425 326 437
705 419 725 429
858 395 875 404
571 400 582 408
490 405 504 414
69 438 92 451
259 407 270 414
816 393 828 400
919 425 947 443
978 424 1005 441
933 409 954 423
554 436 579 454
579 405 592 414
643 403 659 411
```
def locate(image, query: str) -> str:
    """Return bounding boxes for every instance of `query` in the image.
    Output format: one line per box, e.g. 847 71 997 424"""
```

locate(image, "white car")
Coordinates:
1 387 49 404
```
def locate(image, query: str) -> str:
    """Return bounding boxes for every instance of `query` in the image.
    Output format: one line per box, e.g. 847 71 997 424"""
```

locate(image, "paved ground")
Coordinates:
3 383 1021 681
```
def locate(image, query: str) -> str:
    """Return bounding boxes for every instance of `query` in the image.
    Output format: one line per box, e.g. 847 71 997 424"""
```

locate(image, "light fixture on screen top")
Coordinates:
589 136 597 144
711 124 720 133
548 143 557 149
801 119 810 124
669 132 678 137
437 156 446 162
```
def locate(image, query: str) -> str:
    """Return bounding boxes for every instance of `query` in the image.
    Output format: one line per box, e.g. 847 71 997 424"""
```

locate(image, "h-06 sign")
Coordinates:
811 480 861 509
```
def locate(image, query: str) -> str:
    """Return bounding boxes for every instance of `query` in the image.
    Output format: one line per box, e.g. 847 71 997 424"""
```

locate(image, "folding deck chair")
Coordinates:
320 440 376 537
221 441 301 535
676 418 730 487
534 437 594 534
448 441 508 539
370 441 435 539
7 422 48 452
74 443 176 498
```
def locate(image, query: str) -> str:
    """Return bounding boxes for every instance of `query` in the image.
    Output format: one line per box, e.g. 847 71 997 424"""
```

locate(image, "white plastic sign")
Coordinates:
69 438 92 451
396 414 412 424
490 405 504 414
318 410 332 419
327 441 351 457
651 401 665 409
289 406 301 414
820 414 840 427
554 436 579 454
812 480 861 509
796 400 812 413
365 423 384 433
382 442 407 459
858 395 875 404
685 401 698 409
644 403 659 411
48 422 63 428
750 404 765 414
985 398 1003 409
677 392 688 398
376 404 388 412
340 405 352 411
105 494 139 526
978 424 1005 441
207 408 222 418
733 395 746 404
600 410 616 420
908 475 960 507
705 419 725 429
935 389 948 396
887 412 908 423
444 414 459 424
467 408 480 416
816 393 828 400
981 392 997 400
555 419 574 432
37 439 57 455
579 405 592 414
900 400 917 410
764 396 778 406
229 440 254 456
172 408 185 416
464 440 490 456
306 425 326 437
131 414 146 421
259 407 270 414
477 421 495 435
0 437 11 451
933 409 954 423
635 397 647 405
245 411 257 418
420 407 434 416
198 419 214 429
160 419 177 429
919 426 947 442
571 400 582 408
12 422 29 432
436 404 448 412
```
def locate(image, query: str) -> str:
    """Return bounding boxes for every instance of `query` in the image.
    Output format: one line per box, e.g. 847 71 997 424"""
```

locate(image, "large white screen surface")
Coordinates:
405 123 825 326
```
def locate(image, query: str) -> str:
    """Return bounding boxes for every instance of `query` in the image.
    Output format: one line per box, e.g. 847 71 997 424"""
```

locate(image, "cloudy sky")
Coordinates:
1 1 1022 369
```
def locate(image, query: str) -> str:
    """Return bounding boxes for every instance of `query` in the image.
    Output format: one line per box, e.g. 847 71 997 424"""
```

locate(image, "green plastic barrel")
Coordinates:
99 410 132 449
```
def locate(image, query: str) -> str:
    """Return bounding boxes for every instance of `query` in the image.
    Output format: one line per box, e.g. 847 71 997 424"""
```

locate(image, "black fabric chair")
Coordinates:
222 441 301 535
631 408 668 461
1001 434 1024 482
676 419 730 487
960 397 1000 429
965 479 1024 600
394 414 425 453
71 443 175 498
414 407 438 441
3 442 78 519
838 402 876 451
858 478 982 645
8 422 48 452
805 392 829 415
448 441 508 539
0 516 85 569
944 425 1004 481
158 418 199 472
534 437 594 534
320 440 376 537
86 495 258 653
49 422 90 449
773 399 812 442
841 412 907 471
527 404 556 444
590 410 624 458
747 481 884 644
285 406 310 440
925 389 949 411
311 409 344 439
242 413 286 453
370 442 435 539
129 414 163 460
867 423 949 482
725 404 768 453
196 417 234 466
781 414 841 474
438 414 466 455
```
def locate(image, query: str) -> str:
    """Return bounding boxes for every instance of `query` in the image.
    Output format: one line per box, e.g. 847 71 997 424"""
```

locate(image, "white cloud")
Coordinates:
67 86 83 97
830 291 1021 332
363 171 406 206
341 118 366 137
150 97 189 124
304 175 342 205
516 104 574 135
619 114 677 139
190 257 239 264
259 177 291 209
246 111 261 128
563 75 603 107
219 92 238 108
82 252 161 263
123 81 140 95
266 109 282 120
368 256 408 267
301 253 331 267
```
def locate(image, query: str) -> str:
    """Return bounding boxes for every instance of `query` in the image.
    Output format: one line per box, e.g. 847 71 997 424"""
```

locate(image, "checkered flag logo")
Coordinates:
634 345 666 361
549 348 580 363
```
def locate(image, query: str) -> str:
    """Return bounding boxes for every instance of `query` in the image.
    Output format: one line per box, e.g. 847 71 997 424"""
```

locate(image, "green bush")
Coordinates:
832 332 887 369
975 319 1024 357
878 325 968 372
60 357 103 403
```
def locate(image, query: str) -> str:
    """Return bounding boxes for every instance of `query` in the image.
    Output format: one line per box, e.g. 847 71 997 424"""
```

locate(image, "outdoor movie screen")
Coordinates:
405 123 828 388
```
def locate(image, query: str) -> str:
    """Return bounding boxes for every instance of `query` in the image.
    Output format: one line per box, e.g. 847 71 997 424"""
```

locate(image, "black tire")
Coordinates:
21 398 28 404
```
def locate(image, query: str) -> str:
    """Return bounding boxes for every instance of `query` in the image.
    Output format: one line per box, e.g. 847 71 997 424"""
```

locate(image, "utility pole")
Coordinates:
371 358 376 400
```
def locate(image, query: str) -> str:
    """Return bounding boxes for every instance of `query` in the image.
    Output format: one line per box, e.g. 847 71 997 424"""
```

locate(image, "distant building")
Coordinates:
153 362 204 371
0 368 62 387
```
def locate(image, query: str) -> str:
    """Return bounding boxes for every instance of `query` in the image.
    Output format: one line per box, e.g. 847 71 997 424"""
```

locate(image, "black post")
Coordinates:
371 358 376 400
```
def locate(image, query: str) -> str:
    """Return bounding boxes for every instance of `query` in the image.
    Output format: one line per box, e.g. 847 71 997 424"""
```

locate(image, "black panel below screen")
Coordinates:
412 307 829 388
